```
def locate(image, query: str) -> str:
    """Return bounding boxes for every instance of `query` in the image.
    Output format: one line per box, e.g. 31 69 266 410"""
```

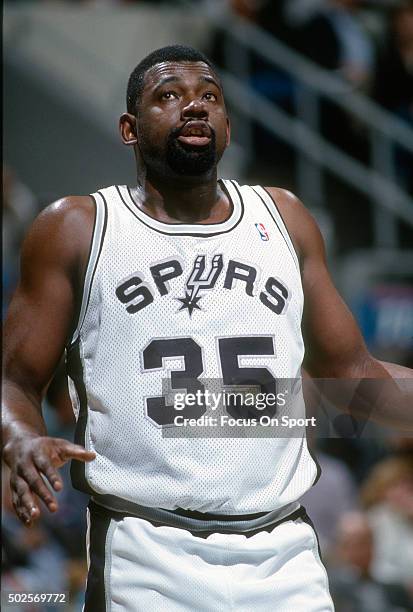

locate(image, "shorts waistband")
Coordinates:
89 497 304 538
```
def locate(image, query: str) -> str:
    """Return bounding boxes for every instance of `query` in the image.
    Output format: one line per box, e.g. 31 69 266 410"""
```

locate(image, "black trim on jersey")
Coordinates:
228 179 244 212
301 508 324 562
68 192 108 348
127 181 235 227
84 191 108 318
66 339 96 496
89 500 306 540
172 507 268 521
251 187 299 269
66 195 97 347
84 502 112 612
116 181 244 237
308 445 322 487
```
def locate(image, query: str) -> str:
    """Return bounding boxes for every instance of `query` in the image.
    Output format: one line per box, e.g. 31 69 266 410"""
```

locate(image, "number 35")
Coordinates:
142 336 277 425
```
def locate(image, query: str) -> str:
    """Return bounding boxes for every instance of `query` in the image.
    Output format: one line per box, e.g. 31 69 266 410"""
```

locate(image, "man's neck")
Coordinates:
138 172 231 224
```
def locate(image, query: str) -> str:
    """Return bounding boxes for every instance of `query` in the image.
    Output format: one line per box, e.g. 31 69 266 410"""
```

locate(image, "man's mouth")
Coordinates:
176 122 212 147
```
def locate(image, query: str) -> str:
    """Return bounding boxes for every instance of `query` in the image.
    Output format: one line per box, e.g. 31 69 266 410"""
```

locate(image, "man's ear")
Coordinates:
225 117 231 148
119 113 138 145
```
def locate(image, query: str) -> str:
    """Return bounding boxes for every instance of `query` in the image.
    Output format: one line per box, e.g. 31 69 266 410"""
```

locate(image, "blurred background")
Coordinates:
3 0 413 610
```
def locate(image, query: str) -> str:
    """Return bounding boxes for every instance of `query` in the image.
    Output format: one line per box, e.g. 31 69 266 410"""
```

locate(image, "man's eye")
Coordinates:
162 91 178 100
203 92 217 101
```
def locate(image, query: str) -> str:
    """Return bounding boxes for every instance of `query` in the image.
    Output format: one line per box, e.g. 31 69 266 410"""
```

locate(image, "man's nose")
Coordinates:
181 98 208 120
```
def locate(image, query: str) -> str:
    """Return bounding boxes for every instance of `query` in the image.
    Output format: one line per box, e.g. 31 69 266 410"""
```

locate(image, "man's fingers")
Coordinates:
55 441 96 463
16 465 58 512
35 459 63 492
6 437 94 526
11 475 40 526
11 486 33 525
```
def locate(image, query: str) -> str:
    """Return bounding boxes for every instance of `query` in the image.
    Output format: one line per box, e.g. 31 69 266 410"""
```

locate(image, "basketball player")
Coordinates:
3 45 412 611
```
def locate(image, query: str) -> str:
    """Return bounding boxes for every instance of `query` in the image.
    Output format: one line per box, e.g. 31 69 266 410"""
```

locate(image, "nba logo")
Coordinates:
255 223 269 241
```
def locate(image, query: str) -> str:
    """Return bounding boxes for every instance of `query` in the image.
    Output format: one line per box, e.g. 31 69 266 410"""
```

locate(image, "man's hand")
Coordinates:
3 434 95 527
2 196 96 527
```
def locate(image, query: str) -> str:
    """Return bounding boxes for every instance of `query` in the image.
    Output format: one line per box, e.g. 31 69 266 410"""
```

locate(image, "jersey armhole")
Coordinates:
68 192 108 346
252 186 301 272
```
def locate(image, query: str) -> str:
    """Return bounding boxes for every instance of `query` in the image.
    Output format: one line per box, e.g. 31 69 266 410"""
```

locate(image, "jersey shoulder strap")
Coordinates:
69 189 108 345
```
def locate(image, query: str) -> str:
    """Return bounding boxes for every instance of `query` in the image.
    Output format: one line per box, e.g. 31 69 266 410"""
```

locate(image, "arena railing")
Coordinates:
204 7 413 250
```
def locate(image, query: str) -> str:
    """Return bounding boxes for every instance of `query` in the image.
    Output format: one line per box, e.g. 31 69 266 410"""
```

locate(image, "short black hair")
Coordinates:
126 45 217 114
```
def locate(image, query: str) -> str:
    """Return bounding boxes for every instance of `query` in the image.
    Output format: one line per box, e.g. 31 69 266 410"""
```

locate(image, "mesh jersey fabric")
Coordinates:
66 179 318 513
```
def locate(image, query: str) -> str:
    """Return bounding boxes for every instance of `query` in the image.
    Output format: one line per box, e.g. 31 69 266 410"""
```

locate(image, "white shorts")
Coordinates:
84 502 334 612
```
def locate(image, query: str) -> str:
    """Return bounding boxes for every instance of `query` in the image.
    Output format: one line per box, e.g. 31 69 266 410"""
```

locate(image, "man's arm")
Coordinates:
267 187 412 428
2 196 96 526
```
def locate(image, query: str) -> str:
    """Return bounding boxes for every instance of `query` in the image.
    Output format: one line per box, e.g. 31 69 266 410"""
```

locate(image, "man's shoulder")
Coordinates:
35 194 96 237
43 194 95 218
55 183 122 211
235 182 303 215
262 186 302 215
22 195 96 268
260 186 321 260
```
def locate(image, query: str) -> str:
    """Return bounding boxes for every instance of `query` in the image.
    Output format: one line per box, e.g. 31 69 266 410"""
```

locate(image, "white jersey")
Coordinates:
66 179 318 514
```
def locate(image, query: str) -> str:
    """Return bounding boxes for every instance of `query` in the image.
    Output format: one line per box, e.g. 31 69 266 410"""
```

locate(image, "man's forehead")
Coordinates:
144 61 220 89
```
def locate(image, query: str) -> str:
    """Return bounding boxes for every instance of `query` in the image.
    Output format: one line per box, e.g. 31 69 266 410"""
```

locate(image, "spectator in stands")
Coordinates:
299 0 375 89
209 0 299 175
328 511 412 611
361 455 413 593
374 0 413 114
298 0 375 159
373 0 413 192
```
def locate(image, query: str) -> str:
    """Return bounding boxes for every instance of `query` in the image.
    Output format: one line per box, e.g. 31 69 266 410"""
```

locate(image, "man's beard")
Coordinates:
139 126 218 178
165 128 217 176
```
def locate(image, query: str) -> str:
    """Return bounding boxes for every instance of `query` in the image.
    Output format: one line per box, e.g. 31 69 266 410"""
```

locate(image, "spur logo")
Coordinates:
177 254 224 315
115 254 289 318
